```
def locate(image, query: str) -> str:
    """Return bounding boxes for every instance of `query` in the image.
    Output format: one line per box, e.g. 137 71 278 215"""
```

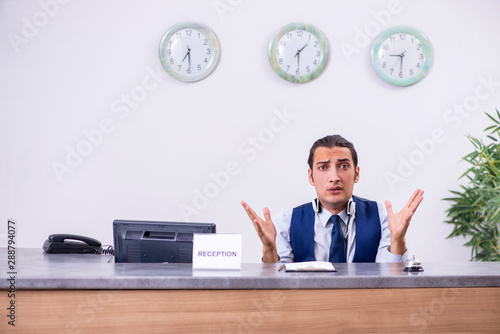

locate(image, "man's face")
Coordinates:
308 146 360 214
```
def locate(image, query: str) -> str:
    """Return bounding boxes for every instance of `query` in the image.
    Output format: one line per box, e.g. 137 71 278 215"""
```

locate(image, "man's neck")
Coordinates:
318 199 349 215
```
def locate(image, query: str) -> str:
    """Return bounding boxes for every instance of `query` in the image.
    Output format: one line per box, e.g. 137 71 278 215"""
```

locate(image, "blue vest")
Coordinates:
289 195 381 263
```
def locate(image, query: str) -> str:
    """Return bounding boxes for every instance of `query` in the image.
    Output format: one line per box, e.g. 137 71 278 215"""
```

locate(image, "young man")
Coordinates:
241 135 424 263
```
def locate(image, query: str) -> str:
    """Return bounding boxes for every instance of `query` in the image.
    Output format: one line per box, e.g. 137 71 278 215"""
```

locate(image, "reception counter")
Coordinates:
1 248 499 332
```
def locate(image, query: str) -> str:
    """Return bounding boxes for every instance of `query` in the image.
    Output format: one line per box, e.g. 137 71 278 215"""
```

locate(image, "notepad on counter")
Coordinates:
284 261 336 272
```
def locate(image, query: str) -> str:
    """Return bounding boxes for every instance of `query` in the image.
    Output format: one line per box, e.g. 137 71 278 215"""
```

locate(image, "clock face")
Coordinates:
159 22 220 82
371 26 432 86
269 23 329 84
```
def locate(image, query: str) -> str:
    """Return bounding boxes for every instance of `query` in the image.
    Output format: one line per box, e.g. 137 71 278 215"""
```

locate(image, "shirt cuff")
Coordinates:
386 248 408 263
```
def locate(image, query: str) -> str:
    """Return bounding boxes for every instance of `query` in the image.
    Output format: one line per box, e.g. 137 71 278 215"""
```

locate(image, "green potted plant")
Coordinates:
443 110 500 261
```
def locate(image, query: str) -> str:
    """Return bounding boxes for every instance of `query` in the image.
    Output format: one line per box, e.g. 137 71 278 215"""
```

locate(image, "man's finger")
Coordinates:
253 218 263 235
384 200 394 215
410 195 424 211
408 190 424 211
405 189 420 208
241 201 259 221
263 207 272 223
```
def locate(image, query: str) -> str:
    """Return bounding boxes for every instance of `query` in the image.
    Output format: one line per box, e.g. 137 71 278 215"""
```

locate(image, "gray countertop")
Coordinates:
1 248 499 290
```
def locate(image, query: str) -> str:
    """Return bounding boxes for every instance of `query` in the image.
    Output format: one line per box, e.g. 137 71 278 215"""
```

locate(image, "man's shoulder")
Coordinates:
273 207 293 217
353 194 377 204
353 195 387 218
273 201 314 224
292 201 314 210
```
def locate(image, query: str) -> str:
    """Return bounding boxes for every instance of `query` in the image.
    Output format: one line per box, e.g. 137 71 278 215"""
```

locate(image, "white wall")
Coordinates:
1 0 499 262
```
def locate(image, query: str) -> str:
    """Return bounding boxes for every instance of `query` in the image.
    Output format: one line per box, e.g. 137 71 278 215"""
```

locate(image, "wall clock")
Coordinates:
159 22 220 82
268 22 329 84
371 26 432 86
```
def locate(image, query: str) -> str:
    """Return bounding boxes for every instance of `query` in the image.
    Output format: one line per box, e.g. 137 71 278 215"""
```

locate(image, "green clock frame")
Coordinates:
159 22 220 83
268 22 329 84
371 26 432 86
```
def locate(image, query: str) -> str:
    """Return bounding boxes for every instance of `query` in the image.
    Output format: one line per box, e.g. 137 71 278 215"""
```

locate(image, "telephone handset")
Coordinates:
43 234 102 254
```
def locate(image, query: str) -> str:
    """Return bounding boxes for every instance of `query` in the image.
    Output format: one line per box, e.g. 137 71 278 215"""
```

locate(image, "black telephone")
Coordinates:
43 234 102 254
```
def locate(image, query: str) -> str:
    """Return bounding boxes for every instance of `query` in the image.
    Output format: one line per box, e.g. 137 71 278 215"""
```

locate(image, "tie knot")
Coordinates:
330 215 341 225
331 215 346 235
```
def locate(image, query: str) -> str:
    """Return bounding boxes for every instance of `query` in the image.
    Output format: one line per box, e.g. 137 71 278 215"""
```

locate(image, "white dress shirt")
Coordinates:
273 198 408 263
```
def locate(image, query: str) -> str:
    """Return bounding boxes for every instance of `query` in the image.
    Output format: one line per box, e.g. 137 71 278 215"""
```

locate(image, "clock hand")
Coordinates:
294 44 308 71
182 50 189 62
390 57 401 73
298 44 308 53
389 51 406 58
400 50 405 74
182 45 191 68
295 52 300 69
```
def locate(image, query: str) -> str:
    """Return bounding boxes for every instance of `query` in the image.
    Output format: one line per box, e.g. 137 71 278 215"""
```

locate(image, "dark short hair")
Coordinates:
307 135 358 169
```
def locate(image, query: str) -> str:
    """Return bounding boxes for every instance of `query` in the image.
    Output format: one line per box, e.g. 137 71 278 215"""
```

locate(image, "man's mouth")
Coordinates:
328 186 343 194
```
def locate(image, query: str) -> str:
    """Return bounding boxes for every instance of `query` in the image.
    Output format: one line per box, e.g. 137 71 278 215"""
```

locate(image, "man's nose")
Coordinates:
329 168 340 182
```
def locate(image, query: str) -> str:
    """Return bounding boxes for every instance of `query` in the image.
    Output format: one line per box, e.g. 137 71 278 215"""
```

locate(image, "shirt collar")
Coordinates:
314 199 350 227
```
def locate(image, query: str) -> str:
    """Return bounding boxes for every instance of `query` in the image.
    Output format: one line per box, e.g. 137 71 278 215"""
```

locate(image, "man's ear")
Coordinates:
354 166 360 183
308 168 314 185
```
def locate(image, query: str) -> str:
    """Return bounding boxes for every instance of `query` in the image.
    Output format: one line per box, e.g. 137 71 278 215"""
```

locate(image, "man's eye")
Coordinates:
319 165 327 171
339 164 349 169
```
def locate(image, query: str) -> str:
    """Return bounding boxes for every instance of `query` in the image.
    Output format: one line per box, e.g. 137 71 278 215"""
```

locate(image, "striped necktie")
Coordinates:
328 215 346 263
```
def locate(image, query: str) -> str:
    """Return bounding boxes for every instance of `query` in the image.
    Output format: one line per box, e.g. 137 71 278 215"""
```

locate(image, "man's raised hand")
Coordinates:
241 201 279 263
385 189 424 255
